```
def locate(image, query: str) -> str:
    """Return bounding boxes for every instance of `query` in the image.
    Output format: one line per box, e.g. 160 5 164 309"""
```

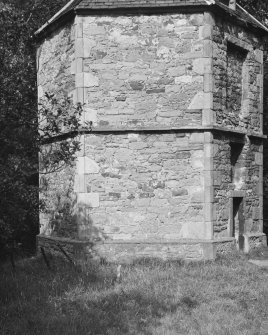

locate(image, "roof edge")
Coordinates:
35 4 211 39
35 0 268 40
35 0 81 37
236 3 268 34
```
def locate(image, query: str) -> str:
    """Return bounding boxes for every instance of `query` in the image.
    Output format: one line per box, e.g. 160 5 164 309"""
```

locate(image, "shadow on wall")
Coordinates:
40 175 106 242
52 198 107 243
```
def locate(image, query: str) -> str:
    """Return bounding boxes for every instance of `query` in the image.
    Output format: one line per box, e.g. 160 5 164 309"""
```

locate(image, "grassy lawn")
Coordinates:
0 252 268 335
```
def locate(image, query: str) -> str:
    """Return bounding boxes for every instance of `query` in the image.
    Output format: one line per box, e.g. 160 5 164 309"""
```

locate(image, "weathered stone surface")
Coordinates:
212 19 263 133
37 8 266 260
213 134 262 239
79 14 206 128
37 22 75 96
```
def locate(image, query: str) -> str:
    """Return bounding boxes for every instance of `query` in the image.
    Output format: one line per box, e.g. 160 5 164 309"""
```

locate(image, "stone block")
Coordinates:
202 109 214 126
193 58 212 74
191 190 204 203
76 58 83 73
74 174 87 193
172 188 188 197
204 12 215 26
77 193 100 208
76 23 83 38
83 39 97 58
189 14 204 26
83 107 97 125
38 85 44 98
190 133 204 143
84 24 106 36
71 61 76 75
203 93 213 109
204 170 213 186
188 92 204 109
255 152 263 165
199 25 212 40
204 144 213 159
191 150 204 168
204 186 214 203
77 87 84 104
84 73 99 87
204 202 213 221
204 132 213 143
75 38 84 58
75 73 84 87
180 221 209 240
203 40 213 57
204 157 213 171
204 73 213 92
77 157 100 174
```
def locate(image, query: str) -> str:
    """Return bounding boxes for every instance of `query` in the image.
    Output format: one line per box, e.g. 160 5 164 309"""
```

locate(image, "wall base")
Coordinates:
37 234 267 263
37 235 253 263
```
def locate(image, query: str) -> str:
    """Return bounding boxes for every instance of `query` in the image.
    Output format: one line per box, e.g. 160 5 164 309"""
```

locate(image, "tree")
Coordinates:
0 0 79 254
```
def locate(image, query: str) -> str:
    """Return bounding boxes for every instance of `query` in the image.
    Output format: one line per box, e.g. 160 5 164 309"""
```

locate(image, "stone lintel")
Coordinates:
225 33 253 51
229 190 246 198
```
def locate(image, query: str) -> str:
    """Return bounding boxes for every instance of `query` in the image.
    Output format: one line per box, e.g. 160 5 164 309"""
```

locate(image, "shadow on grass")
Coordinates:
0 256 200 335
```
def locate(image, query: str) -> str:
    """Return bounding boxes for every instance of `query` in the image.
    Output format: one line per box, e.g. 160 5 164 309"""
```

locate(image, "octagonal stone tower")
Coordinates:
36 0 268 262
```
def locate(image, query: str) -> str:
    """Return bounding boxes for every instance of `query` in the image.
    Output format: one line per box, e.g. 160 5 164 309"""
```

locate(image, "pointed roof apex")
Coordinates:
35 0 268 39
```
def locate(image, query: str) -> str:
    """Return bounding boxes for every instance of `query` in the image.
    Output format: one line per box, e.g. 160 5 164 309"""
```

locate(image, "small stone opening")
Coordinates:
230 142 244 182
231 197 245 250
226 43 248 116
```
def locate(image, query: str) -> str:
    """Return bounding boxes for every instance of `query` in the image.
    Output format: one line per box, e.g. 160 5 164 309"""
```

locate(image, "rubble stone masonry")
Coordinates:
37 9 267 261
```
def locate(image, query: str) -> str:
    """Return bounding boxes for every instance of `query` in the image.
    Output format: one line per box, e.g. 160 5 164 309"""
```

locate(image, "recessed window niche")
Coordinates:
226 42 248 116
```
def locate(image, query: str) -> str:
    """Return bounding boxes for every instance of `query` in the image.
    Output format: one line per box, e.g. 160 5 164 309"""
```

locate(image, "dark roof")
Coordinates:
35 0 268 38
76 0 209 9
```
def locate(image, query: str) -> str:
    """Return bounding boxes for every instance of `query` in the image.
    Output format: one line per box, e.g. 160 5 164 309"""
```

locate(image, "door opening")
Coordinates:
232 197 244 250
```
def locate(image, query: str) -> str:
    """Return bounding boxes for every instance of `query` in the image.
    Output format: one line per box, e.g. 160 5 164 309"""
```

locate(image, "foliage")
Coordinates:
0 0 77 253
39 93 83 174
238 0 268 24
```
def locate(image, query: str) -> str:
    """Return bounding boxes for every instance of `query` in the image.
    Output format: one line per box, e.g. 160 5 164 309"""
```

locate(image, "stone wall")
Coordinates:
39 160 77 238
73 13 213 129
40 132 210 242
212 16 263 133
37 21 75 97
263 57 268 239
213 133 263 239
37 9 267 259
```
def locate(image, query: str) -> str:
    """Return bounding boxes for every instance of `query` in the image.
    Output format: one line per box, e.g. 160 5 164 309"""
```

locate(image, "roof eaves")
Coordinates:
236 3 268 34
212 1 268 35
35 0 82 37
35 0 268 39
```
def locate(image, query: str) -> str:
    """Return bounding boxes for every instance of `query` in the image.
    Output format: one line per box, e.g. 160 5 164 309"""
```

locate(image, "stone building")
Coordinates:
36 0 268 262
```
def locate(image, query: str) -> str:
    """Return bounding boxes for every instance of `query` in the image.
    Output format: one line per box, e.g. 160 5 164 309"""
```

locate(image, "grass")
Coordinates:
0 252 268 335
